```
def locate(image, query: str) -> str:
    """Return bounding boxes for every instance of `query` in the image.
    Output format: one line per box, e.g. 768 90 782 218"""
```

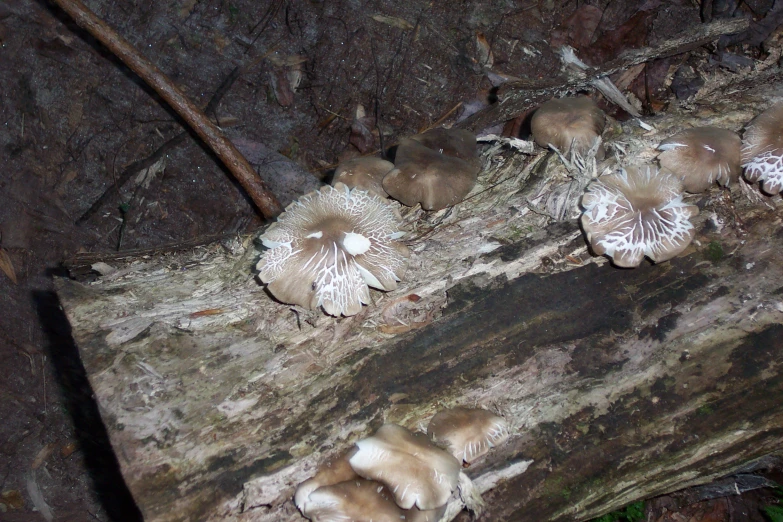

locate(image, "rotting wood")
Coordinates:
458 17 749 132
57 68 783 521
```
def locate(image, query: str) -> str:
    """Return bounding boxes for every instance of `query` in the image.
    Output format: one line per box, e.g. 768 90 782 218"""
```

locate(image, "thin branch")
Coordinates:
52 0 283 219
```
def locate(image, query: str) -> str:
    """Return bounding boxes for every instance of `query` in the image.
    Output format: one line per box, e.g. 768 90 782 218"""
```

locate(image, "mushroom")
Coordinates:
581 166 699 268
348 423 461 510
331 157 395 198
256 183 409 316
656 127 741 193
382 128 480 211
295 448 359 512
530 96 606 160
427 407 510 464
301 478 405 522
742 102 783 195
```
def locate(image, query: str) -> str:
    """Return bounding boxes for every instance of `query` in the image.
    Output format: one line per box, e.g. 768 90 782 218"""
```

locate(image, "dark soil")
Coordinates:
0 0 780 520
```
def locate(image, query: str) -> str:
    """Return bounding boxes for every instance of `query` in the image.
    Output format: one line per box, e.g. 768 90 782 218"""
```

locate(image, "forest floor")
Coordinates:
0 0 781 520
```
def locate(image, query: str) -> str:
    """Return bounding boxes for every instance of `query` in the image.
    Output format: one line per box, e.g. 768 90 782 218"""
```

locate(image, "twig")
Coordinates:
52 0 283 219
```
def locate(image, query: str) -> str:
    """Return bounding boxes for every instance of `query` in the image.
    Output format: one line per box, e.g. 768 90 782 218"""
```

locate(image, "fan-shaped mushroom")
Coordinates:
382 128 480 211
256 183 409 316
301 478 404 522
656 127 741 193
332 157 395 198
742 102 783 195
348 424 461 510
428 407 510 464
581 166 698 268
531 96 606 160
295 448 359 512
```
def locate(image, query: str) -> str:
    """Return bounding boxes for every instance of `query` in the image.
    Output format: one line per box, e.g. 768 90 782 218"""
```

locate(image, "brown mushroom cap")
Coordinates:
348 424 461 510
581 166 699 268
302 478 404 522
531 96 606 160
382 129 480 211
295 448 359 512
742 102 783 195
256 183 409 316
332 157 395 198
428 407 510 464
657 127 741 193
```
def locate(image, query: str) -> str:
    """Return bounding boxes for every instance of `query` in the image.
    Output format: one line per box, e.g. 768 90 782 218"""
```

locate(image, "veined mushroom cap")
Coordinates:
256 183 410 316
301 478 404 522
295 448 359 512
657 127 741 193
581 166 699 268
383 129 480 211
427 407 510 464
531 96 606 160
348 424 461 510
742 103 783 195
332 157 395 198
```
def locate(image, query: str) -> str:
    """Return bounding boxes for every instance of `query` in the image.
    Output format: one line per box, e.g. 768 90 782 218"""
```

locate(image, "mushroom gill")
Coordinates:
742 102 783 195
256 183 409 316
656 127 741 193
530 96 606 160
428 407 510 464
581 166 698 268
382 128 480 211
348 423 461 510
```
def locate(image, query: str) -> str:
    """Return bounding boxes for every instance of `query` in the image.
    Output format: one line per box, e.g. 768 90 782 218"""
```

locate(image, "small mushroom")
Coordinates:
301 478 404 522
656 127 741 193
382 128 480 211
332 157 395 198
348 424 461 510
742 102 783 195
295 448 359 512
256 183 409 316
530 96 606 160
581 166 698 268
427 407 510 464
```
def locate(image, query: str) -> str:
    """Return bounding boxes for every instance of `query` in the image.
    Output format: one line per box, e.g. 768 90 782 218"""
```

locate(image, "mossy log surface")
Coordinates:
57 77 783 522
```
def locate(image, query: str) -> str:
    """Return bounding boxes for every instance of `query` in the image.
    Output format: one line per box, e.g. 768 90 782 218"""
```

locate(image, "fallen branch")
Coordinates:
52 0 283 219
457 17 750 132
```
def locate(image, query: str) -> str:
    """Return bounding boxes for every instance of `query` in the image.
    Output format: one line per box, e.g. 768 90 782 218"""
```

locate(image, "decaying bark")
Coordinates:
57 64 783 522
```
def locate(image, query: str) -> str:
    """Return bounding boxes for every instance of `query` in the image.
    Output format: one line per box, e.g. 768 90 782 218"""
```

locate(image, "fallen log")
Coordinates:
57 66 783 522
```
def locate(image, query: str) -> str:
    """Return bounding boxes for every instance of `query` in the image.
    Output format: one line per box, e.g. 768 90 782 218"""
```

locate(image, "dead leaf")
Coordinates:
178 0 198 18
60 442 78 458
1 490 24 510
476 32 494 68
0 248 18 284
269 68 295 107
349 104 376 153
550 5 603 50
371 14 414 30
31 442 57 470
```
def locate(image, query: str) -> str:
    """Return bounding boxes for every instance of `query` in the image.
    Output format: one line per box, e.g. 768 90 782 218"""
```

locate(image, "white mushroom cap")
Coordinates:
382 129 480 211
581 166 699 268
301 478 405 522
427 407 510 464
657 127 741 193
295 448 359 512
530 96 606 160
332 157 395 198
742 102 783 195
256 183 409 316
348 424 461 510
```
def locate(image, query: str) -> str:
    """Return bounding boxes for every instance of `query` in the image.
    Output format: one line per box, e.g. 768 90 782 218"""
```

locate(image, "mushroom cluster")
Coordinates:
531 96 607 160
256 183 409 316
656 127 742 193
741 102 783 195
581 166 699 268
296 409 509 521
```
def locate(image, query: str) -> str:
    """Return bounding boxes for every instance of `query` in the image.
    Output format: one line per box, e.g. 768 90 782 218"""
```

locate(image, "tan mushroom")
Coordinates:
332 157 395 198
348 424 461 510
256 183 409 316
656 127 741 193
295 448 359 512
428 407 510 464
742 102 783 195
581 166 698 268
301 478 405 522
530 96 606 160
382 128 480 211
